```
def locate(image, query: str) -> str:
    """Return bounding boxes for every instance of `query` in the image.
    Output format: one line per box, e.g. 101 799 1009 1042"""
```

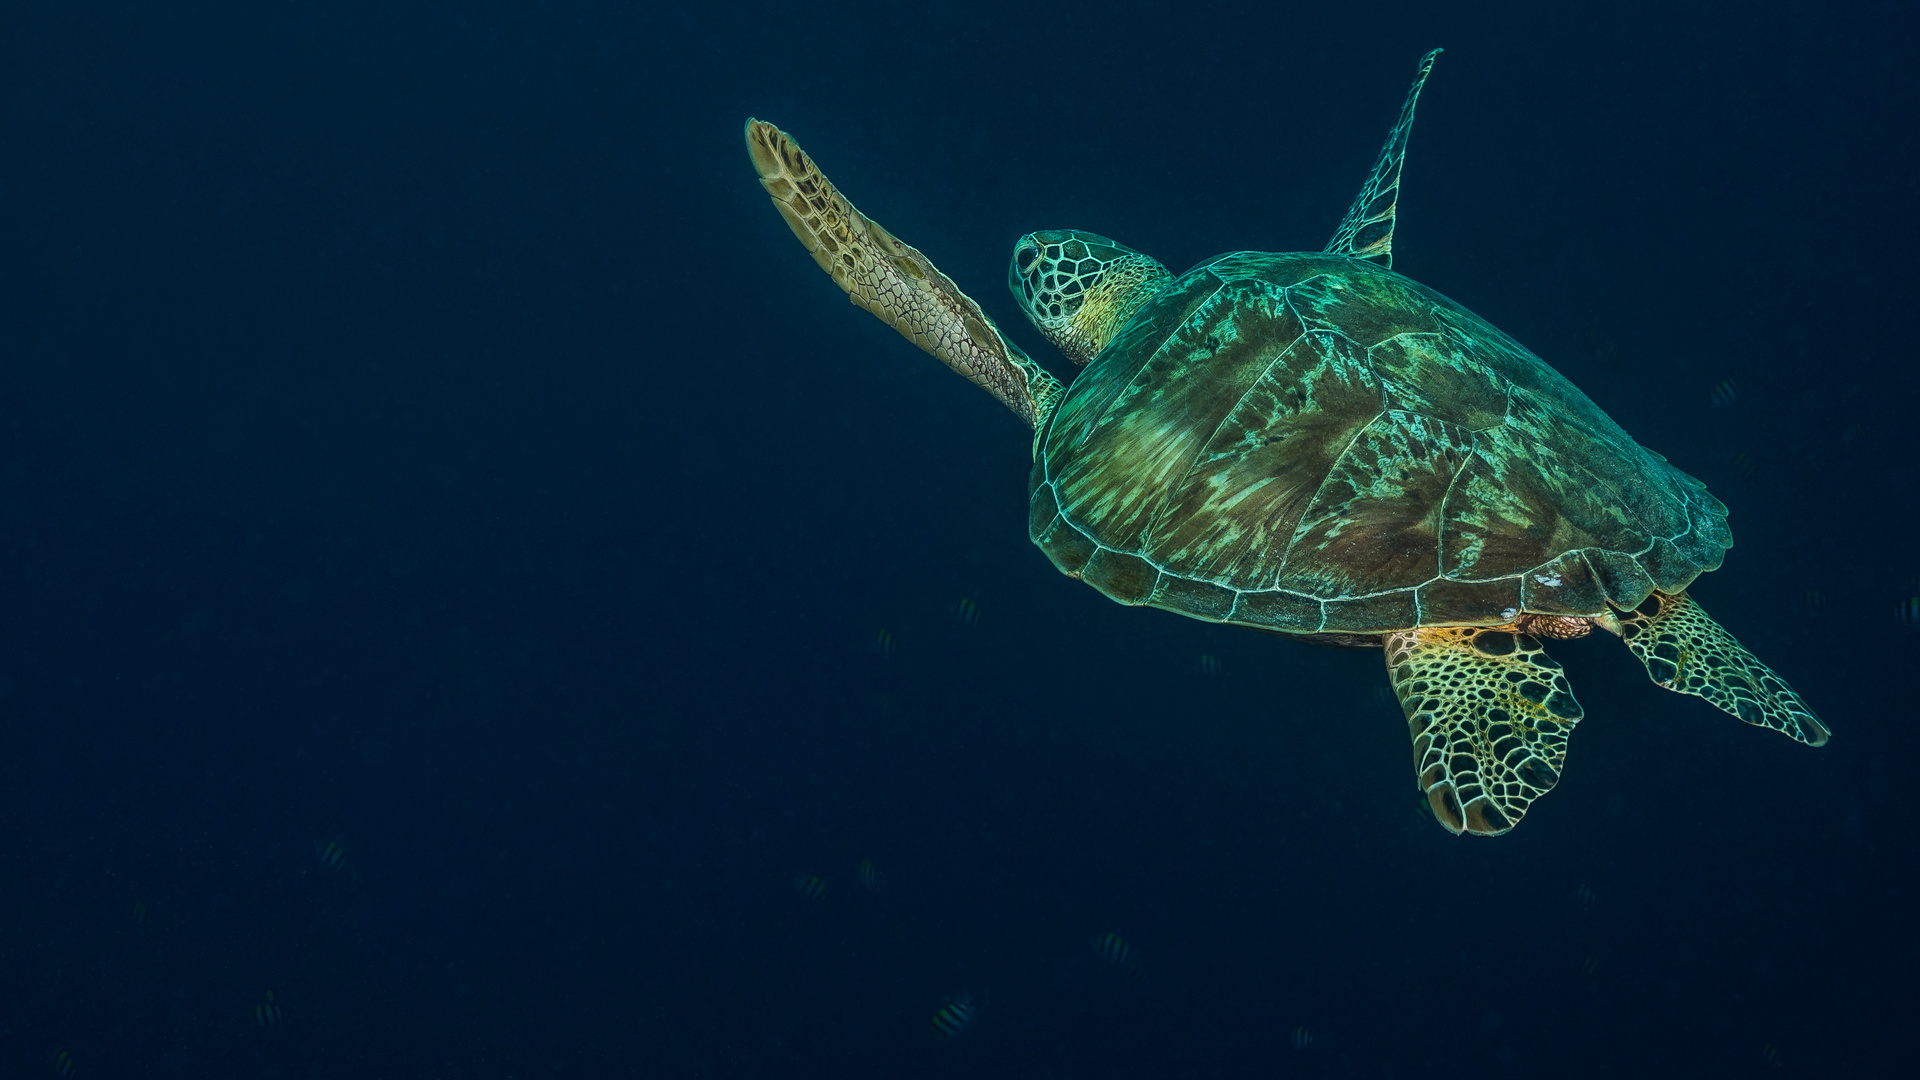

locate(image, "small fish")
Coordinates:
1370 685 1399 712
132 901 149 926
1729 451 1755 477
949 598 982 627
1593 342 1617 364
1571 953 1600 975
1803 589 1823 610
1198 653 1222 676
317 841 348 872
1572 884 1597 911
1898 598 1920 628
868 629 896 657
253 991 287 1028
1760 1042 1784 1068
1090 932 1137 968
856 860 888 893
50 1050 76 1079
1710 379 1739 407
794 874 828 904
930 994 976 1040
1291 1026 1315 1049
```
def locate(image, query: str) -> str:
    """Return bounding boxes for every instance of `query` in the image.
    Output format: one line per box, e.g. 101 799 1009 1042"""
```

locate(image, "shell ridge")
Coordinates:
1274 406 1388 580
1589 449 1666 545
1258 283 1373 585
1136 318 1307 559
1074 273 1227 451
1561 455 1659 556
1431 422 1482 579
1458 384 1673 585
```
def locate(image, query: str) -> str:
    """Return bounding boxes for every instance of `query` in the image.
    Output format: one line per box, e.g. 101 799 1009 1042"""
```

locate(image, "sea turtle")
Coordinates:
743 50 1827 836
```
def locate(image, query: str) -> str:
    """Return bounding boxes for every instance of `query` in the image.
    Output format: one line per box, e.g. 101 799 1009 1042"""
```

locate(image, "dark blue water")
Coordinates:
1 2 1912 1076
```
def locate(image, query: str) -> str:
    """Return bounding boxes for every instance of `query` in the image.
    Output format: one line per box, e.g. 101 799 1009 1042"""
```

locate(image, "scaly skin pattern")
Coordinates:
1324 48 1443 268
1613 592 1829 746
744 119 1061 429
1385 627 1583 835
1027 252 1732 634
1008 230 1173 365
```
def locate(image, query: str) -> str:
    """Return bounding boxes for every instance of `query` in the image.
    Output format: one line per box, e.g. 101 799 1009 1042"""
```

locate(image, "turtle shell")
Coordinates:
1026 252 1730 635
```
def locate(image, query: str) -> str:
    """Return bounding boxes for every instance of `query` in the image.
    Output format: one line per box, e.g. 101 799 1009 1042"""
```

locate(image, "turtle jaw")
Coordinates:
1008 230 1172 364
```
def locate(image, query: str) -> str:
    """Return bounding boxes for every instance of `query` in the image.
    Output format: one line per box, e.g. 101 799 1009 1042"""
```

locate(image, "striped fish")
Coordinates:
317 841 347 872
930 994 976 1040
1090 932 1134 967
950 598 982 627
1898 597 1920 628
794 874 828 904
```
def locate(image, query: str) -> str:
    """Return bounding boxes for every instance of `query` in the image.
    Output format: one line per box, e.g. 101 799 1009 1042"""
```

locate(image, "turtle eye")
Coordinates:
1016 245 1038 273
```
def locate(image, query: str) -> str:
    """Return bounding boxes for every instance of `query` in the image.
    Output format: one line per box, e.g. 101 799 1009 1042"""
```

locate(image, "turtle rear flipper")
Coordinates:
1606 592 1830 747
744 119 1063 430
1384 627 1584 836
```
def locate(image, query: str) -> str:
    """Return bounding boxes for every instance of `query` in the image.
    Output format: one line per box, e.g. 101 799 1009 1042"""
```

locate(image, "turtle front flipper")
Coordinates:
1384 627 1583 836
1604 592 1830 747
1324 48 1442 268
744 119 1063 430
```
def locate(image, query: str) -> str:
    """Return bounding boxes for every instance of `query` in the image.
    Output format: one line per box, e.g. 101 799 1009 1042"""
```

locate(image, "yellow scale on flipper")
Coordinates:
1385 627 1584 836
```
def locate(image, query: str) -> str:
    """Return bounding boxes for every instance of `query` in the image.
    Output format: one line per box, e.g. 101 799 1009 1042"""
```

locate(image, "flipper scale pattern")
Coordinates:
1614 592 1829 746
1386 626 1582 836
745 119 1060 428
1324 49 1442 268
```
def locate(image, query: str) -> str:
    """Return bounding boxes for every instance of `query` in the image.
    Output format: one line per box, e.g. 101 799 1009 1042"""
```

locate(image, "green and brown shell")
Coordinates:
1025 252 1731 635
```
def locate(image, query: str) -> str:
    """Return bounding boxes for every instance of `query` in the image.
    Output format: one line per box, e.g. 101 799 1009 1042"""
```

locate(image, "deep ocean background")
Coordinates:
1 1 1914 1076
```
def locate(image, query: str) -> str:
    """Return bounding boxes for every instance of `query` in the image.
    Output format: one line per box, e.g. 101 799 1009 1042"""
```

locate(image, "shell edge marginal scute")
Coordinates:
1037 480 1737 629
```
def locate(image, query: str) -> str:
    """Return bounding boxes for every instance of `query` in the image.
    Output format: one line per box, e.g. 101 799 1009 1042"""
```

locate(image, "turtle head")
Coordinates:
1008 230 1172 364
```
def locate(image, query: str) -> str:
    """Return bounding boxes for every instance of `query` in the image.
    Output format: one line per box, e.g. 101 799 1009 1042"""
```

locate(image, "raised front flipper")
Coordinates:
1384 627 1583 836
744 119 1063 430
1607 592 1829 747
1324 48 1442 268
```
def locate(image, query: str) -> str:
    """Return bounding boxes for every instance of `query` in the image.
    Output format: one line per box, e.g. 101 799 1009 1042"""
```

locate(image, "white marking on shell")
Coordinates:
1533 572 1563 587
1500 608 1519 620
